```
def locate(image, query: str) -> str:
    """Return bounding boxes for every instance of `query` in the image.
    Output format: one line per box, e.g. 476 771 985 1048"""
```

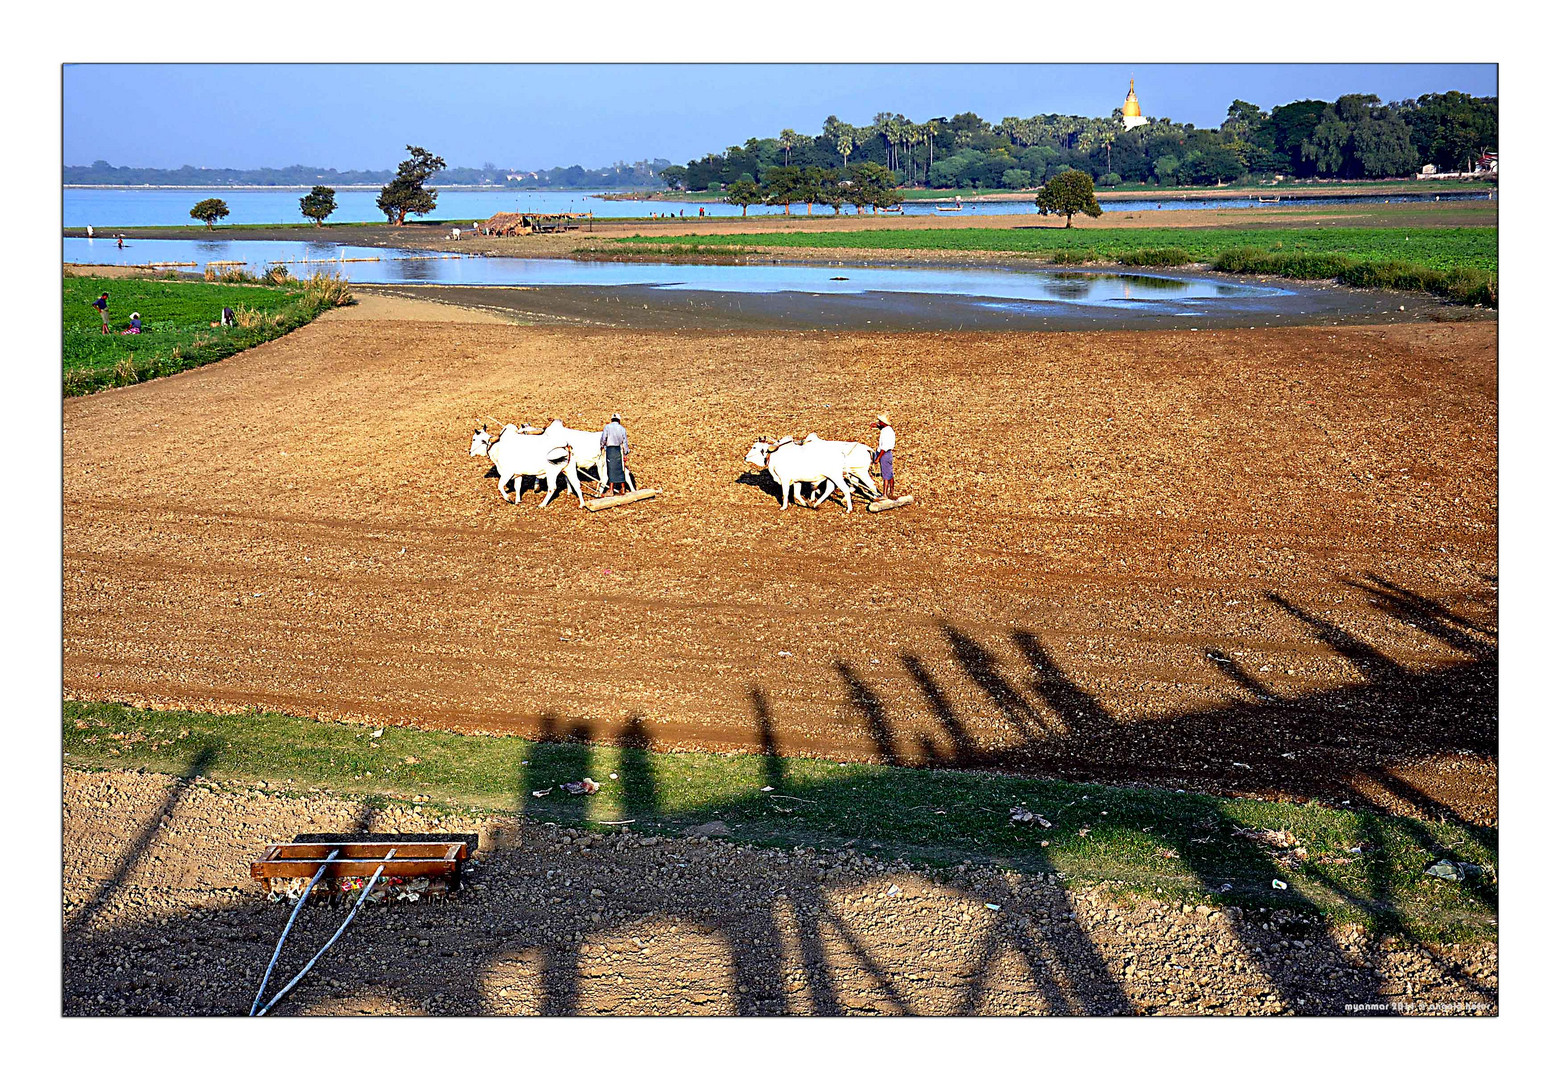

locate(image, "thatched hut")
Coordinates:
480 212 531 237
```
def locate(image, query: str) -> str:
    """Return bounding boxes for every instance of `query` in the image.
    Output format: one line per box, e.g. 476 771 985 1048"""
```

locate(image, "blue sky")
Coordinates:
64 64 1497 171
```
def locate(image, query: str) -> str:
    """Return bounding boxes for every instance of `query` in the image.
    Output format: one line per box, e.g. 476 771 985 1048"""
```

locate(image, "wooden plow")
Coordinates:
586 488 660 512
251 834 474 903
247 834 477 1016
866 494 915 513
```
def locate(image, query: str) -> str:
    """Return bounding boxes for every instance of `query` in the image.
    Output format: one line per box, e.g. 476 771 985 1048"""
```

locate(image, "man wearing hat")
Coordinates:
600 412 631 496
872 413 897 500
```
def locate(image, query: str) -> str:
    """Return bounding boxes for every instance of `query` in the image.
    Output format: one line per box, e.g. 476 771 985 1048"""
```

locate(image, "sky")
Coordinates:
63 64 1497 172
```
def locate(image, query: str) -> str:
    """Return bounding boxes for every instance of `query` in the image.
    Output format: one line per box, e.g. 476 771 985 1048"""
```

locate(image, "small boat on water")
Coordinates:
935 195 966 212
1256 196 1281 204
879 205 904 214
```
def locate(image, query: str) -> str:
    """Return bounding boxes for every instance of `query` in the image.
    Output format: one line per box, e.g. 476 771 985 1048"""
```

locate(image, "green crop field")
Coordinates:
65 700 1496 941
614 225 1496 273
610 225 1497 305
62 272 352 395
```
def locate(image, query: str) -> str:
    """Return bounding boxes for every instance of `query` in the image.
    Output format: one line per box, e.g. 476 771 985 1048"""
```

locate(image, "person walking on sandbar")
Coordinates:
601 412 631 497
873 413 897 500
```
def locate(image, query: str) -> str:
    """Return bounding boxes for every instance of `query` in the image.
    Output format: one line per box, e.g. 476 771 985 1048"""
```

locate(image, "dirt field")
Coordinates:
62 297 1496 825
62 767 1497 1016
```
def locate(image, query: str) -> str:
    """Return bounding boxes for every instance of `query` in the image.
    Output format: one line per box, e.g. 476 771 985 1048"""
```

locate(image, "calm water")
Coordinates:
63 186 1495 228
62 237 1285 308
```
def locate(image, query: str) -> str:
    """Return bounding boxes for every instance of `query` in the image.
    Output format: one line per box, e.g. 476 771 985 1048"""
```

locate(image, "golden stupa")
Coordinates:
1122 79 1147 130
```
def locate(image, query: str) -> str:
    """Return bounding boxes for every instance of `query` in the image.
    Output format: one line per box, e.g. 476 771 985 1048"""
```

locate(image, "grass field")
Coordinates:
610 225 1495 271
64 700 1496 941
62 273 352 395
609 225 1497 305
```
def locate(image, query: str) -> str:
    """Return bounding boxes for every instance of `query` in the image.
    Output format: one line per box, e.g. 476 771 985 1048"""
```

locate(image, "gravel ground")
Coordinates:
62 767 1497 1017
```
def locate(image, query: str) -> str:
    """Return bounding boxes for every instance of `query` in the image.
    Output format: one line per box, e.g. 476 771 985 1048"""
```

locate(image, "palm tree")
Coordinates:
925 119 942 184
823 116 856 169
779 128 799 168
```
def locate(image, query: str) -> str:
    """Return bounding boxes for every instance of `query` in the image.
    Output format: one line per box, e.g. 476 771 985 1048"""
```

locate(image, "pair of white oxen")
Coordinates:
745 433 882 512
469 420 635 508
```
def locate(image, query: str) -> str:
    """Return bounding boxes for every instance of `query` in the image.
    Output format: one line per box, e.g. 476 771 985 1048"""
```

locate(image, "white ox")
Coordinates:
469 425 584 508
801 432 881 501
745 437 857 512
539 419 636 495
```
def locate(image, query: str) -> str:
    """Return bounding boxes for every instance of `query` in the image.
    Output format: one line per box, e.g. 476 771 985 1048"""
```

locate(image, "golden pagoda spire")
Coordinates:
1122 77 1147 130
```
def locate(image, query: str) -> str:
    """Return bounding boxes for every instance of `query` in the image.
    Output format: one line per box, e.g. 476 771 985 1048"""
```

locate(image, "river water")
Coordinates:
63 186 1494 228
62 236 1287 309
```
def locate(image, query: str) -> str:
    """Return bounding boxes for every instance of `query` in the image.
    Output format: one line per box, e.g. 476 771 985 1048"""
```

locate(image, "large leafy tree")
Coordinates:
299 185 337 226
724 178 762 216
1354 114 1418 178
376 145 446 225
1035 169 1101 227
1260 99 1329 176
815 168 844 214
1301 110 1351 176
1408 91 1497 171
189 198 229 230
800 167 835 215
846 162 897 213
763 166 803 214
1221 100 1264 139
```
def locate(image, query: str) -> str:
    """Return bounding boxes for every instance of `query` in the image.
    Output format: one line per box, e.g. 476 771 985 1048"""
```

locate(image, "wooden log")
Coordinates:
586 488 660 512
866 494 915 513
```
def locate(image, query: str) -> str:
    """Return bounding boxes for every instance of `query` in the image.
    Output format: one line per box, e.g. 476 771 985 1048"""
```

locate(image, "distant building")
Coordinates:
1121 79 1148 130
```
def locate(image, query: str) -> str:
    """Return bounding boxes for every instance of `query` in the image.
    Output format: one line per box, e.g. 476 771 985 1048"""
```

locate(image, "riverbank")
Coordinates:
61 202 1498 309
351 274 1473 333
596 221 1497 307
65 196 1497 247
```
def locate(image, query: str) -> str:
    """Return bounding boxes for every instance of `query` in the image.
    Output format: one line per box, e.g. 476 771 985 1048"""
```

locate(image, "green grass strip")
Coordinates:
608 226 1497 304
63 274 352 395
65 701 1495 941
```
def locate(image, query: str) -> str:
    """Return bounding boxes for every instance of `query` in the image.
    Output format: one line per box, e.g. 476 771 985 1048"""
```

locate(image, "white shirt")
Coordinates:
877 425 896 452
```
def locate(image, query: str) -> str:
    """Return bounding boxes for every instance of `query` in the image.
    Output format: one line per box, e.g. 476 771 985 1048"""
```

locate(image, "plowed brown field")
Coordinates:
63 296 1497 824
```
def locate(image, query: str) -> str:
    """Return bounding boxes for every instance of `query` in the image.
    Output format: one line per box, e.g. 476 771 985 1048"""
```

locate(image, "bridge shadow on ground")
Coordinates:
839 575 1494 829
63 577 1494 1016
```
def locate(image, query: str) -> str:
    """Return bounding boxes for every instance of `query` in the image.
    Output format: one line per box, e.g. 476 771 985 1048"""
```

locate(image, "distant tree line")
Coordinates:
720 162 899 215
660 91 1497 193
65 158 673 189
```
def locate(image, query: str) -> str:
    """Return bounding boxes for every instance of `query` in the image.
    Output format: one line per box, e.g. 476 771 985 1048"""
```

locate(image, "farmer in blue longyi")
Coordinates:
873 413 897 500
